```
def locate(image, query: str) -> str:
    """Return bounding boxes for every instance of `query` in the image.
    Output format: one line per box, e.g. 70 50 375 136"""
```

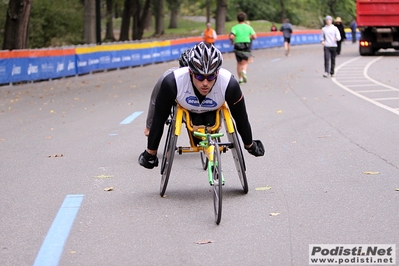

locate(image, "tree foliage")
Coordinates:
28 0 83 48
0 0 357 49
226 0 356 27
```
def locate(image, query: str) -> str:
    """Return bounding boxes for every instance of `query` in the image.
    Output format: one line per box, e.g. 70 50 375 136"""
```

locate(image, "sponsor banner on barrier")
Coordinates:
75 45 174 74
0 55 76 84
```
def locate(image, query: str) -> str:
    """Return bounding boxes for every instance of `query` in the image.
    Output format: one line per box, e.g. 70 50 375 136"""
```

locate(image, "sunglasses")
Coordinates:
192 72 218 82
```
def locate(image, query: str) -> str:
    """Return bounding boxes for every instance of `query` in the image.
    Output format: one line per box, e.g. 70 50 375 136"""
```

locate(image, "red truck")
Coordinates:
357 0 399 55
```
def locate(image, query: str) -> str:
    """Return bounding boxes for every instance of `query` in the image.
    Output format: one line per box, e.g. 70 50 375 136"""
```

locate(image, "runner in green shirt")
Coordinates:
229 12 257 83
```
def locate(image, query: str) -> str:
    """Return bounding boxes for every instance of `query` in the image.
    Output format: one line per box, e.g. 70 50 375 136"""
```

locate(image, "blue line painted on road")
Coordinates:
271 58 281 62
34 194 84 266
120 111 143 125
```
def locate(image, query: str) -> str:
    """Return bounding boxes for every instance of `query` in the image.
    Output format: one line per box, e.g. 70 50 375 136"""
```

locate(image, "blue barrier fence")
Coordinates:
1 30 353 85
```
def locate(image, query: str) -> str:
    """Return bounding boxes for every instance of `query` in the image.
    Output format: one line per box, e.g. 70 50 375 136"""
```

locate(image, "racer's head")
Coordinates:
325 15 333 26
188 42 223 96
179 48 191 67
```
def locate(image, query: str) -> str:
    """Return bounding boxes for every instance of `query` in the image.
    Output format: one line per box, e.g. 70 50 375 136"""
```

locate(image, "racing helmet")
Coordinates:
179 48 191 67
188 42 223 74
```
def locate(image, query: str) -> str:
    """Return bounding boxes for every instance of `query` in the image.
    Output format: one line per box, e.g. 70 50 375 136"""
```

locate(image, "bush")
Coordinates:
28 0 84 48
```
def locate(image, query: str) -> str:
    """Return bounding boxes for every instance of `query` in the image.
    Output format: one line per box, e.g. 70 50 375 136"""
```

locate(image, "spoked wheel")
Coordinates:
160 117 177 197
212 143 223 225
200 151 208 170
161 118 173 175
227 129 248 193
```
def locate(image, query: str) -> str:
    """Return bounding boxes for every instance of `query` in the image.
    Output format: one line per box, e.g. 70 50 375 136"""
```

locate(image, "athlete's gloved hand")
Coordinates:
138 150 159 169
245 140 265 157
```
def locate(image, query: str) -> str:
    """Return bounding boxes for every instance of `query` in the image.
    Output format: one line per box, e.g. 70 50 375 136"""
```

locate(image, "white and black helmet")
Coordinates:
179 48 191 67
188 42 223 74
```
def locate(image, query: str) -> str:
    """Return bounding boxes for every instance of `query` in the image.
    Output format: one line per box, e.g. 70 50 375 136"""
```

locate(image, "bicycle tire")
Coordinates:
160 121 177 197
212 143 223 224
228 129 248 194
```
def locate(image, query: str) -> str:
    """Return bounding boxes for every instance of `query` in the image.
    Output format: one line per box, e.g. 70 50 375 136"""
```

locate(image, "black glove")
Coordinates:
245 140 265 157
138 150 159 169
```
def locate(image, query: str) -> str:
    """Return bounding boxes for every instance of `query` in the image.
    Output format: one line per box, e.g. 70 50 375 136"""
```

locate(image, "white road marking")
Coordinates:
356 89 395 93
346 84 380 88
372 97 399 101
332 56 399 116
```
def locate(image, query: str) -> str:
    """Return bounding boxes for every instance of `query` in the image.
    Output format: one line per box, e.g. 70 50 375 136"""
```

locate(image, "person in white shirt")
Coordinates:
321 16 341 77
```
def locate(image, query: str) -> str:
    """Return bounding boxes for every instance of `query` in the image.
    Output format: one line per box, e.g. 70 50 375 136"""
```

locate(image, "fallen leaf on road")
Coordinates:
47 154 64 158
276 110 283 114
195 239 214 245
270 212 280 216
104 187 113 191
70 251 76 254
255 186 272 191
92 175 114 179
363 171 380 175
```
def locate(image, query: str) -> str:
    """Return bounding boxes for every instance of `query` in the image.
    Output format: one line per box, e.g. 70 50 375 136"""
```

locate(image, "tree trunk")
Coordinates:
83 0 96 44
280 0 286 23
153 0 164 36
114 1 120 18
144 8 152 31
2 0 32 50
166 0 181 29
206 0 210 24
120 0 132 41
168 7 178 29
132 0 151 40
215 0 227 34
105 0 115 41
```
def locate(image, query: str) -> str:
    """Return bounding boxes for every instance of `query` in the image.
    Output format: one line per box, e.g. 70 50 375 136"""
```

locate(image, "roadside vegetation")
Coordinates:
0 0 356 49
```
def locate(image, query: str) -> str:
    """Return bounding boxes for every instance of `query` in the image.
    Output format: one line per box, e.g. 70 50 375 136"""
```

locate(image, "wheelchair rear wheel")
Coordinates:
227 128 248 193
212 143 223 224
160 118 177 197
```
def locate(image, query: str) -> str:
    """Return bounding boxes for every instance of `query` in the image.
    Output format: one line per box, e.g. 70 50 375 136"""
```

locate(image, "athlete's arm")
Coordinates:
146 68 176 129
224 76 253 147
147 72 178 154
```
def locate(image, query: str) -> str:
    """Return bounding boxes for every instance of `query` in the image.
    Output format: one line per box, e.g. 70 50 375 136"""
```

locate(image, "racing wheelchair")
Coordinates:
159 103 248 224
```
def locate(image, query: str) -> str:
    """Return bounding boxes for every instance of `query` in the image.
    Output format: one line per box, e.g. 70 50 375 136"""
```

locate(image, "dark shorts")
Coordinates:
234 43 251 62
284 37 291 44
189 111 217 126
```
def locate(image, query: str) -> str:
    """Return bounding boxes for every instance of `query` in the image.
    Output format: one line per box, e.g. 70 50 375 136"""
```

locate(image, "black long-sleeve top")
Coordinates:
147 69 253 151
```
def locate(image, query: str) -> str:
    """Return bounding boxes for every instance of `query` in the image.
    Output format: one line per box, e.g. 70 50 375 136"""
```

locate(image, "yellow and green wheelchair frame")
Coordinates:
159 102 248 224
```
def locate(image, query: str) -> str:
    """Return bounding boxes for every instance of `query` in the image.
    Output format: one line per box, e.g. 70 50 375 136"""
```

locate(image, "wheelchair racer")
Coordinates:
139 42 264 169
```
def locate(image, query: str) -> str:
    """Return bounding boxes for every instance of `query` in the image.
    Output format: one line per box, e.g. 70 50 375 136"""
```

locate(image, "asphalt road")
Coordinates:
1 42 398 266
